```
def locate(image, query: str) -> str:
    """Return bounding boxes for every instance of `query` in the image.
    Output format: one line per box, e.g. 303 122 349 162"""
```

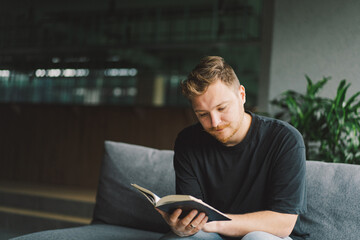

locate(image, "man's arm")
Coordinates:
203 210 298 238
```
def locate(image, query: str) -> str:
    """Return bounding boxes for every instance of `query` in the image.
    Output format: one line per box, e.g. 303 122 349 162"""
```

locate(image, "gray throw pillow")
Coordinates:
92 141 175 233
301 161 360 239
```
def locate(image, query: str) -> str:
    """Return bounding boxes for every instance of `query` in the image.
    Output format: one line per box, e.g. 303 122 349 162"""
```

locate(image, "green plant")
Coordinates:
271 76 360 164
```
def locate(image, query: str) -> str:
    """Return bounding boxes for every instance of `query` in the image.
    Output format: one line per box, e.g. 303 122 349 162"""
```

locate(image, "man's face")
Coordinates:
191 80 246 146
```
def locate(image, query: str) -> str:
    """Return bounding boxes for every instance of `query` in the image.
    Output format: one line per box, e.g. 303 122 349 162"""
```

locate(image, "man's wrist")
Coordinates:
214 220 224 232
203 220 223 233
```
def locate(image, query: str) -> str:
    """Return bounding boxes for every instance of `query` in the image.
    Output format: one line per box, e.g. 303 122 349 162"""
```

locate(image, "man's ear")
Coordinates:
239 85 246 103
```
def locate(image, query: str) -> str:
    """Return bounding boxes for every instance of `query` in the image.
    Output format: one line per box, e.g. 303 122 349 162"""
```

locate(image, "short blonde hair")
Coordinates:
181 56 240 100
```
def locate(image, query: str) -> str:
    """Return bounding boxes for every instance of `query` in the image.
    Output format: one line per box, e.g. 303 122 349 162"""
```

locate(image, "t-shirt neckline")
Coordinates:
214 111 257 151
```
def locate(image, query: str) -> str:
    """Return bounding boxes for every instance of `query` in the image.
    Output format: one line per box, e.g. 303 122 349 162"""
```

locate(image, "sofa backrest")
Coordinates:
93 141 360 239
301 161 360 240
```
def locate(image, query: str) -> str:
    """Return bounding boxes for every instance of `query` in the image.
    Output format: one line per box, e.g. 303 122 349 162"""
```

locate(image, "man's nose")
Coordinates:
210 113 221 127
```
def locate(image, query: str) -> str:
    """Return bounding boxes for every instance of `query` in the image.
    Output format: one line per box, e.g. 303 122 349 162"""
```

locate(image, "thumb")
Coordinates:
155 208 167 218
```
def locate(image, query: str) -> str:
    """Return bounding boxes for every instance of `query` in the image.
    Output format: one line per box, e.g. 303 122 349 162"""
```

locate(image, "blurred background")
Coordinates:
0 0 265 188
0 0 360 238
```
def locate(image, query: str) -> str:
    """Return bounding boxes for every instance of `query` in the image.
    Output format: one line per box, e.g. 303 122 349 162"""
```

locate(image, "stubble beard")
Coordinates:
208 121 241 145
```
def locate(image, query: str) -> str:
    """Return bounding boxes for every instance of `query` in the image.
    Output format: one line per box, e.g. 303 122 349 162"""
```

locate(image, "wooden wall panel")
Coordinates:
0 104 196 188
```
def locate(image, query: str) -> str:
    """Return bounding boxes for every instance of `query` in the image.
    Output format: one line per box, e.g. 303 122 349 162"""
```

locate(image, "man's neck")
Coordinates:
224 112 252 147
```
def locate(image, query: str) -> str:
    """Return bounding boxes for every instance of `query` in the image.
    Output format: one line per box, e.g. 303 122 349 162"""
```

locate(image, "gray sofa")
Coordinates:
12 141 360 240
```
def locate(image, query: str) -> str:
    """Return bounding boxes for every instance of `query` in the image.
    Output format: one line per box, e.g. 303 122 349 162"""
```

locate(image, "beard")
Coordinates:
207 122 241 144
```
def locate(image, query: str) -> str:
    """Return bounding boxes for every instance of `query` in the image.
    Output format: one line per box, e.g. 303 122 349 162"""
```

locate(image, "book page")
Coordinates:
157 194 194 206
131 183 161 204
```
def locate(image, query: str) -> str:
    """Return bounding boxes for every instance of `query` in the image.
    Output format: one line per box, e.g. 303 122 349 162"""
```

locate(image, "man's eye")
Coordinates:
218 106 226 111
199 113 208 117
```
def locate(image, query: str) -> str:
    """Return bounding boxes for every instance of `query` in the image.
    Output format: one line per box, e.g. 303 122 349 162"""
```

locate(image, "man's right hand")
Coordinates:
156 208 208 237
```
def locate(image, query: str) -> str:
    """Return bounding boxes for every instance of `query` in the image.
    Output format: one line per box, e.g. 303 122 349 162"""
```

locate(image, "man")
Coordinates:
157 56 308 240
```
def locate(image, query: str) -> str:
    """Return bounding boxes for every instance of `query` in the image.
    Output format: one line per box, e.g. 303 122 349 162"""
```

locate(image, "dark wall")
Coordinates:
0 103 196 188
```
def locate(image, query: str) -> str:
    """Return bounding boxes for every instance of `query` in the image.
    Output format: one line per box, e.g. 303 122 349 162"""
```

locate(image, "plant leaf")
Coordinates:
334 79 349 108
345 91 360 110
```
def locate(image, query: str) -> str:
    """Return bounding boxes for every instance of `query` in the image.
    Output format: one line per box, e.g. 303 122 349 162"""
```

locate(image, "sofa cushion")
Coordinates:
301 161 360 239
10 224 163 240
92 141 175 233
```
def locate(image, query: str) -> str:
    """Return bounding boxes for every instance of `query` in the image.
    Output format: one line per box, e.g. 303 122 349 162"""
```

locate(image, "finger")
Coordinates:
191 212 206 227
155 208 167 218
186 212 206 232
187 215 208 234
197 215 209 229
156 208 173 222
156 208 182 227
169 209 183 223
179 210 198 228
155 208 173 226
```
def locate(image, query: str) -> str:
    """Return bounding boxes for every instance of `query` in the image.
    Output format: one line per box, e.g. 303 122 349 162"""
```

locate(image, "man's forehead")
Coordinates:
190 80 240 111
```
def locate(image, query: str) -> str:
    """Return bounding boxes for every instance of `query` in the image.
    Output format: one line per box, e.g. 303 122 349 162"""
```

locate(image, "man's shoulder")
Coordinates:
253 113 305 148
255 114 292 130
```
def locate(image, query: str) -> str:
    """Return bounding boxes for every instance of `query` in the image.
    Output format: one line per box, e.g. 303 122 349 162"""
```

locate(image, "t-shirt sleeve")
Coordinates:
173 136 204 200
266 144 307 215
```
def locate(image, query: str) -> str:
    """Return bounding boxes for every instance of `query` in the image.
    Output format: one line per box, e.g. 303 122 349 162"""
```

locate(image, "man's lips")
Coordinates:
210 124 230 132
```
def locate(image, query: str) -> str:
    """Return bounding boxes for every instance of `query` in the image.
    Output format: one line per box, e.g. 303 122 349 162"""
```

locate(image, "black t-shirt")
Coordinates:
173 112 308 240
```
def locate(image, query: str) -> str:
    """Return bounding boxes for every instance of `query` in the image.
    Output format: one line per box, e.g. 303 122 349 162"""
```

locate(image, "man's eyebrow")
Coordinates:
194 109 205 113
194 101 229 112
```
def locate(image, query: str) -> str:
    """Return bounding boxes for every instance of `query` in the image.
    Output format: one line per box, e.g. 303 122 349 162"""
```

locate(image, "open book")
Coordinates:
131 183 231 222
